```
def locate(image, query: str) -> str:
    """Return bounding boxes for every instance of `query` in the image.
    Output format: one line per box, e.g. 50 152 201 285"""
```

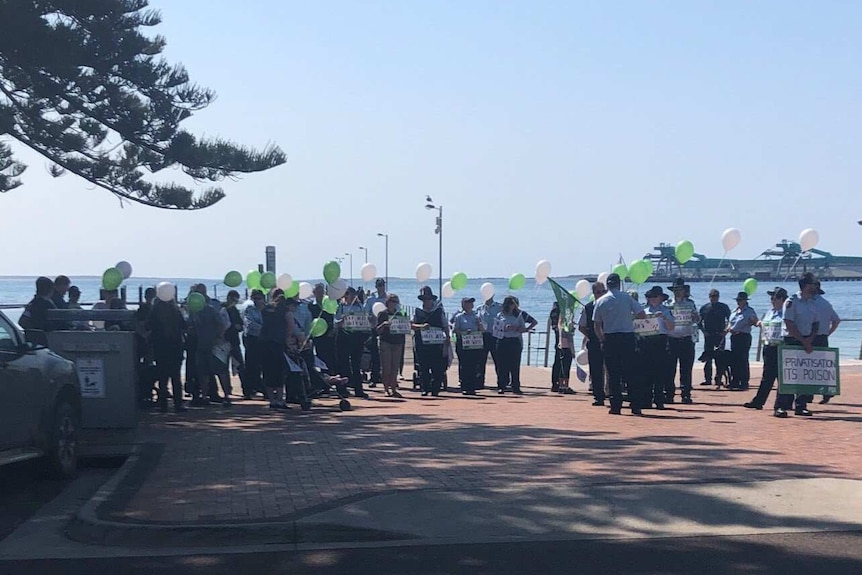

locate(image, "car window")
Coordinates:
0 315 19 353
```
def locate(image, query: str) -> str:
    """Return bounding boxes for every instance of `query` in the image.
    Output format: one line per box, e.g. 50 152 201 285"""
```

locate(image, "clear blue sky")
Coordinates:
3 0 860 280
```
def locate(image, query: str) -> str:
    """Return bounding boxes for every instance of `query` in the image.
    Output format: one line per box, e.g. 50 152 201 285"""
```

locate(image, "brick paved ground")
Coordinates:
115 363 862 524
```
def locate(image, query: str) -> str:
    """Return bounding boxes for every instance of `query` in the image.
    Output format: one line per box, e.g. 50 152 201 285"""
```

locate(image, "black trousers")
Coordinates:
558 348 573 384
313 335 337 374
551 332 561 389
243 335 263 396
639 335 668 407
667 337 695 400
495 337 522 391
603 332 635 410
367 334 382 382
701 332 726 383
456 341 481 393
261 340 286 394
750 344 778 408
476 332 499 385
154 346 183 408
587 340 605 402
416 344 445 394
730 332 752 389
340 331 367 394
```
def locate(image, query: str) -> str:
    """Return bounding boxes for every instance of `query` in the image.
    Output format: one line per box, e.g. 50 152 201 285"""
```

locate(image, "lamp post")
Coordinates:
358 246 368 263
345 252 354 286
377 232 389 285
424 196 443 296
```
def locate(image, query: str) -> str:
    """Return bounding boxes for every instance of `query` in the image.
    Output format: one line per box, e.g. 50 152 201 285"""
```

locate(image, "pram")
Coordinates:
284 347 352 412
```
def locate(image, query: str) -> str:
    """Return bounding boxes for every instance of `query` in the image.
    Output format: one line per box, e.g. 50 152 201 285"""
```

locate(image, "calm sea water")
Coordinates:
2 276 861 360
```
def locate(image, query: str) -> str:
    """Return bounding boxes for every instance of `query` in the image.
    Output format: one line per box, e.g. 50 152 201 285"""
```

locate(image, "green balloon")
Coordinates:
187 292 206 313
612 263 628 280
224 270 242 288
309 317 328 338
323 261 341 285
246 270 262 290
675 240 695 265
284 280 299 298
508 273 525 291
743 277 758 296
260 272 276 290
450 271 468 291
102 267 123 291
628 259 651 285
322 296 338 315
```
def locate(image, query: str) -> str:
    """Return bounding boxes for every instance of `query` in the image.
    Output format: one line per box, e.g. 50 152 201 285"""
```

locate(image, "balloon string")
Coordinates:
783 254 803 282
709 251 727 288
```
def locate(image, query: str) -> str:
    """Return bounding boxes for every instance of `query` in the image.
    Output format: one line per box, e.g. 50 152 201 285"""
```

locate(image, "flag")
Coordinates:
547 277 578 333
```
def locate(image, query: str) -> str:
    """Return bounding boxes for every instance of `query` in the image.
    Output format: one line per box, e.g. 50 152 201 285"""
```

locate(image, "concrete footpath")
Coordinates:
1 362 861 558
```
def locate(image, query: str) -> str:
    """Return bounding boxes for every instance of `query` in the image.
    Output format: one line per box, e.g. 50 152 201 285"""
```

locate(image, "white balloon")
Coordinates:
156 281 174 302
372 302 386 317
597 272 610 286
721 228 742 252
480 282 495 301
576 349 589 366
441 281 455 298
298 281 313 300
116 261 133 279
535 259 552 284
327 278 348 299
799 228 819 252
416 262 432 283
575 279 591 300
360 263 377 282
276 273 293 291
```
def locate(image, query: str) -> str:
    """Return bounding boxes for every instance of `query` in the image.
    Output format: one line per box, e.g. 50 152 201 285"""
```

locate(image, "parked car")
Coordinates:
0 310 81 477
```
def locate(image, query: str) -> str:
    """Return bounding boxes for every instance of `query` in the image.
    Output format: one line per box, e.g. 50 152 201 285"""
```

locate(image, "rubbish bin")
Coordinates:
46 309 137 429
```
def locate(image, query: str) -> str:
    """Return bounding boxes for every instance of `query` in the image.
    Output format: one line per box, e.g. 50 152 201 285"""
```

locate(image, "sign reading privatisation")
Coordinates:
777 346 840 396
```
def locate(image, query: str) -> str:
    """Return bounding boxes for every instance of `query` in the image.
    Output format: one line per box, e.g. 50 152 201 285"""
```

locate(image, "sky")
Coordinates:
2 0 861 281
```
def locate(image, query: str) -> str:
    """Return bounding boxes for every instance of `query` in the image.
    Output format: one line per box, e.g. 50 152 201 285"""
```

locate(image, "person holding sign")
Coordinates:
637 286 675 410
666 278 700 405
376 293 405 398
412 286 450 397
744 287 788 410
593 273 647 415
776 273 820 417
727 292 758 391
494 296 528 395
452 297 484 395
335 287 371 399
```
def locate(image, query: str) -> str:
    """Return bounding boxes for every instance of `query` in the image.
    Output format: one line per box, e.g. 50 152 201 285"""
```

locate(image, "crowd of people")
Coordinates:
17 270 840 418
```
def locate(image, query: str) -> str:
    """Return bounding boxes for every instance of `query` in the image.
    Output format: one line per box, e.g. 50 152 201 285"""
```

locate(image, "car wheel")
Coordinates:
46 402 79 479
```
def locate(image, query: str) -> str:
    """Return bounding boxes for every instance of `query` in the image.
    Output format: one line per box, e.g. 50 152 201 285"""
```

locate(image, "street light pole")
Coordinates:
377 232 389 285
345 252 353 286
358 246 368 263
424 196 443 296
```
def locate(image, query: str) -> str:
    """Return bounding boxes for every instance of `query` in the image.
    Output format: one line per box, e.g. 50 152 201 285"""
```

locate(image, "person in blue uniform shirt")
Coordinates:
579 282 608 406
775 273 820 417
637 286 675 410
363 278 388 386
665 278 700 405
592 273 646 415
335 287 371 399
727 291 758 390
811 280 841 404
494 296 527 395
698 289 731 386
452 297 483 395
476 294 502 389
411 286 450 396
744 287 788 410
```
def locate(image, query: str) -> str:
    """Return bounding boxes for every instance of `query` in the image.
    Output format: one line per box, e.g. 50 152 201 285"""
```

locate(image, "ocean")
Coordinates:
2 276 860 361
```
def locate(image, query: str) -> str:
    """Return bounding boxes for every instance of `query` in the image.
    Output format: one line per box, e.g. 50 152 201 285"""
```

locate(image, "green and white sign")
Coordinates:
777 346 840 396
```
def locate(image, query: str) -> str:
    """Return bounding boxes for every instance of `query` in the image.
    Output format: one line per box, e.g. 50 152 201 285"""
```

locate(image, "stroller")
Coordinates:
284 345 352 412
